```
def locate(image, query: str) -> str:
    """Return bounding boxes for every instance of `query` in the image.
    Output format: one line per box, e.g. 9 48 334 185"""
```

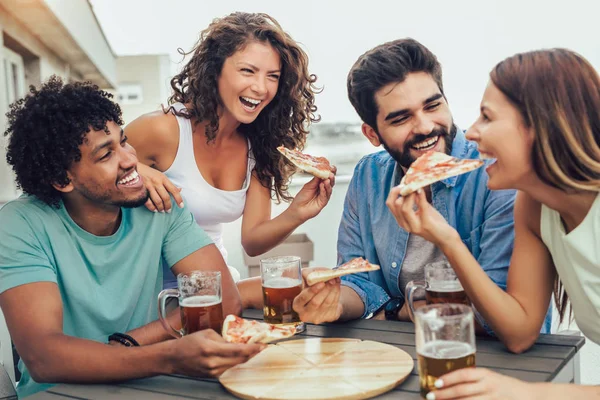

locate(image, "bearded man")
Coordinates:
329 38 551 334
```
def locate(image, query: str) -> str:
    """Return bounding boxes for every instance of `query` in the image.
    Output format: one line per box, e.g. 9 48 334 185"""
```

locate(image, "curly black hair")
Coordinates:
4 75 123 207
167 12 320 202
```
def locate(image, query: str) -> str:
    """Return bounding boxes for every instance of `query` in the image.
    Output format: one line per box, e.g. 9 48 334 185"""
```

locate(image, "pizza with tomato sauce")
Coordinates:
305 257 380 286
397 151 484 196
277 146 336 180
222 315 297 344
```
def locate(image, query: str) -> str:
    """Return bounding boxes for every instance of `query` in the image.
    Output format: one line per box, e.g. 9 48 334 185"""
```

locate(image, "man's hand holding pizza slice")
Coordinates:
222 315 297 344
388 187 459 247
292 267 343 325
387 150 484 247
236 267 346 326
292 259 380 324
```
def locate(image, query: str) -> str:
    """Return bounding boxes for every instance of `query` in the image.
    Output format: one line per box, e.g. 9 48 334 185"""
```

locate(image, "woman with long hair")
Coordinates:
126 12 334 288
388 48 600 398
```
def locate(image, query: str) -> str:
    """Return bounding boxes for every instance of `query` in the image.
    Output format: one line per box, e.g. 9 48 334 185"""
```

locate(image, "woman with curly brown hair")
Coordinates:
126 12 335 287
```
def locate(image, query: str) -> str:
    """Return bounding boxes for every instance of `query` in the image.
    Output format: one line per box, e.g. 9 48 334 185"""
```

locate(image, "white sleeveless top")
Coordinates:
540 193 600 344
163 103 255 263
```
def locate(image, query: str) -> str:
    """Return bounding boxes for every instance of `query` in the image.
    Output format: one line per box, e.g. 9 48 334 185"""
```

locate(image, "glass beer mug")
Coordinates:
158 271 224 337
260 255 305 332
406 261 469 316
415 304 476 398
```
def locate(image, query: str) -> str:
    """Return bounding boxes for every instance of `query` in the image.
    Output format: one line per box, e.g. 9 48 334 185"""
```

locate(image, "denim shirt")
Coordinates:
337 130 552 334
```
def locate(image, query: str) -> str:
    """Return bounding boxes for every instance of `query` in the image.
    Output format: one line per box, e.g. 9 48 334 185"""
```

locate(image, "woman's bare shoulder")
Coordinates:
126 110 178 140
125 110 179 164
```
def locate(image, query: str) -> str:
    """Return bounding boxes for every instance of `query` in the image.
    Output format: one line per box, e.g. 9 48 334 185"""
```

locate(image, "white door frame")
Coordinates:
3 46 25 106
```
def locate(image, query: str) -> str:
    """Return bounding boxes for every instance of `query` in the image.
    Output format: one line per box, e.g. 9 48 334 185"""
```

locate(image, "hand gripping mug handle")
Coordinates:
405 280 428 321
157 289 184 338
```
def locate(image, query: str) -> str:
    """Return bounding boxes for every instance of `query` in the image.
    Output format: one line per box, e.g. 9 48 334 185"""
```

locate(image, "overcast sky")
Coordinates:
89 0 600 127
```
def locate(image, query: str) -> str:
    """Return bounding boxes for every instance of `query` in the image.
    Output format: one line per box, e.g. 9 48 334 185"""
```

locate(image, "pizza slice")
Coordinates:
397 151 484 196
222 315 297 344
277 146 336 180
305 257 380 286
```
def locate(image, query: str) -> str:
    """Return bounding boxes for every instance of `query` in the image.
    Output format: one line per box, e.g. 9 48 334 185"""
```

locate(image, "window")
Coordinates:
117 83 143 105
1 47 25 202
3 47 25 105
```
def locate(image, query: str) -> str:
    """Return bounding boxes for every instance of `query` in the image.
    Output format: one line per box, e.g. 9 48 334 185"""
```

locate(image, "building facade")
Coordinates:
116 54 171 125
0 0 117 203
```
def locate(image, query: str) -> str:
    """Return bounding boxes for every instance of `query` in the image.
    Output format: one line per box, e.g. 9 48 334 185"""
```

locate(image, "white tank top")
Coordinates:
163 103 255 263
540 193 600 344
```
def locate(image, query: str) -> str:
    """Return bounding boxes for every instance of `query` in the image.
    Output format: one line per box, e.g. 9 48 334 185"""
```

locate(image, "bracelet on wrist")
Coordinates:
108 332 140 347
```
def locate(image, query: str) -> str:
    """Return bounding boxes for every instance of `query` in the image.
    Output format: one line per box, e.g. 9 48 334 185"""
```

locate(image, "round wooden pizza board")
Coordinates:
219 338 414 400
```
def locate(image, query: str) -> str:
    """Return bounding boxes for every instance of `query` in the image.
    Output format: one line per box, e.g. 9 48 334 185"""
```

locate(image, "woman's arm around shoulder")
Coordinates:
126 111 184 212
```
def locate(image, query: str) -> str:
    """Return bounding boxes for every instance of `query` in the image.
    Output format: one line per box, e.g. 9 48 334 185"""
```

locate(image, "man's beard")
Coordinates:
380 124 458 169
75 183 150 209
119 189 150 208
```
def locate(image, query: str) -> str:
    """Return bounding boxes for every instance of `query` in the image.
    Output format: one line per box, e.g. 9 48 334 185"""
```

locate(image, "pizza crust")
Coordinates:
397 151 483 196
222 315 297 344
305 258 381 286
296 163 332 180
277 146 335 180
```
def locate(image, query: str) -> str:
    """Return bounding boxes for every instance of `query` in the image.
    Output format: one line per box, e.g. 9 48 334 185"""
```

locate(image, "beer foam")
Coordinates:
418 340 475 359
180 295 221 308
263 277 302 289
428 281 464 292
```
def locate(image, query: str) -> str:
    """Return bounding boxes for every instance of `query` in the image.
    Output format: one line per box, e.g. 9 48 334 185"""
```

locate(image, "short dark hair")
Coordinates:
347 38 443 132
4 75 123 207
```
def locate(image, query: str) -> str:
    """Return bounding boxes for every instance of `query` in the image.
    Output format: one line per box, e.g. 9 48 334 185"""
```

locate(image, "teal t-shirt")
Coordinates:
0 195 212 398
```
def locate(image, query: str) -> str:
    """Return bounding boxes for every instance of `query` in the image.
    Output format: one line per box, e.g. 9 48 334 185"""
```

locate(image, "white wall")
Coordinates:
0 18 13 203
158 54 171 106
89 0 600 127
116 54 171 124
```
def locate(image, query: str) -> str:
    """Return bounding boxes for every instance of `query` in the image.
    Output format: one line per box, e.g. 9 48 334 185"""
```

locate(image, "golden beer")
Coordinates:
417 340 476 398
426 281 470 306
262 277 302 325
180 295 224 334
158 271 222 339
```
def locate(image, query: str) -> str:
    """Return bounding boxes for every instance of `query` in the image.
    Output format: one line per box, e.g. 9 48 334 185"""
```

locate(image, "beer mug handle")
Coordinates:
157 289 184 339
405 280 427 321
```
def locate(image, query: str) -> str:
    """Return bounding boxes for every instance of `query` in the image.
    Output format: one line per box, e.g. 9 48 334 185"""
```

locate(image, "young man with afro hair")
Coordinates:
0 76 263 398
